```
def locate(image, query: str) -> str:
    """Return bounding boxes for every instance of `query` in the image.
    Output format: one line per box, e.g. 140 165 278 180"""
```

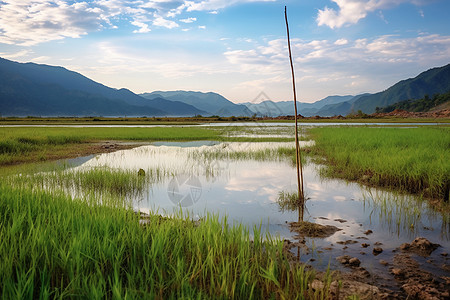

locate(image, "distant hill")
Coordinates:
141 91 253 117
0 58 205 117
245 64 450 117
352 64 450 114
244 95 357 117
3 57 448 118
313 94 369 117
375 91 450 113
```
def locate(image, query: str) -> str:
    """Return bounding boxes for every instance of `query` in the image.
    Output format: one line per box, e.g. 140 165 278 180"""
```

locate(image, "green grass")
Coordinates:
0 127 221 143
0 181 333 299
308 126 450 201
7 167 168 201
277 191 303 212
0 127 222 166
192 145 297 162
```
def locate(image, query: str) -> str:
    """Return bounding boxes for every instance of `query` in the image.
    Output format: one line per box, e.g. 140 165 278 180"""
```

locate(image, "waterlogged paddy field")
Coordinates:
7 124 449 292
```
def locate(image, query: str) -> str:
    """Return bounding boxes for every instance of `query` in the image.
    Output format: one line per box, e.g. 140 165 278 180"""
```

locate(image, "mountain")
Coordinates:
351 64 450 114
375 91 450 113
141 91 253 117
245 64 450 117
0 58 205 117
244 95 356 117
313 94 369 117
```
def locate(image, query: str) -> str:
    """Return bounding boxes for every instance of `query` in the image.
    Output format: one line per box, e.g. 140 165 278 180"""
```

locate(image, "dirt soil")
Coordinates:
284 237 450 299
44 141 147 163
288 221 342 238
372 108 450 118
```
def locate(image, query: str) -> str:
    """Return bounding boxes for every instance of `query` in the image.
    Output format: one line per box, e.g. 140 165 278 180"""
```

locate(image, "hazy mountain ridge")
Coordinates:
141 91 253 117
1 57 448 117
244 95 357 117
244 64 450 117
0 58 204 117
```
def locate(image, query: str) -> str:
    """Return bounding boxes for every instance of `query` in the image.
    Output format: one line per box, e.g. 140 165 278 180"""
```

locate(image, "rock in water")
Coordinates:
400 237 440 256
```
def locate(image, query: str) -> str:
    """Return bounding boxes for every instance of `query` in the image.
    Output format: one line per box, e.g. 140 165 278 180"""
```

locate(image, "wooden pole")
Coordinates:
285 6 305 221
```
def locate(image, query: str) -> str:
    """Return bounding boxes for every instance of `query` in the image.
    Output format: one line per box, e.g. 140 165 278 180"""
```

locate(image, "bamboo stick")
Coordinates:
284 6 305 222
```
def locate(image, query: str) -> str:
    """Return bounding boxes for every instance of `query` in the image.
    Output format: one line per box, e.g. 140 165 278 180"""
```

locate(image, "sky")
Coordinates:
0 0 449 104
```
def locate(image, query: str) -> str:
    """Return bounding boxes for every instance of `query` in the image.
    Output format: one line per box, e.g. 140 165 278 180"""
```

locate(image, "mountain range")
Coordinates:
245 64 450 117
0 57 449 117
140 91 252 117
0 58 204 117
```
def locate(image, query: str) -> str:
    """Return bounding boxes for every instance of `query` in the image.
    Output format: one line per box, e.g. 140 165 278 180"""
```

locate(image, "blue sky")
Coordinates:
1 0 449 103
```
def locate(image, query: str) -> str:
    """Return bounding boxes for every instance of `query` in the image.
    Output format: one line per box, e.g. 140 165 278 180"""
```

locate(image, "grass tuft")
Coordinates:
309 126 450 201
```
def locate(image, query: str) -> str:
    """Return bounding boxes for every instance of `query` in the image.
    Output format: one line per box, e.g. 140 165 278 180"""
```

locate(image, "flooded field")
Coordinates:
3 123 449 298
8 126 448 293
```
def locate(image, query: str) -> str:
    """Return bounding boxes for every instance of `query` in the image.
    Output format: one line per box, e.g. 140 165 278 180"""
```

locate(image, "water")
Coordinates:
19 137 450 290
0 122 446 128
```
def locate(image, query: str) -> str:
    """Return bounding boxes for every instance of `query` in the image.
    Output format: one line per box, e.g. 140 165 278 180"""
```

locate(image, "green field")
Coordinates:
0 180 333 299
0 127 224 166
1 123 449 298
308 126 450 201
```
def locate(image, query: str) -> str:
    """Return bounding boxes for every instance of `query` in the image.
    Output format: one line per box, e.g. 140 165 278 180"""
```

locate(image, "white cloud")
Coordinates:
0 0 280 45
224 33 450 99
418 9 424 17
317 0 430 29
153 16 179 28
179 17 197 23
132 21 151 33
0 0 101 45
0 50 30 59
198 25 206 29
334 38 348 45
184 0 276 12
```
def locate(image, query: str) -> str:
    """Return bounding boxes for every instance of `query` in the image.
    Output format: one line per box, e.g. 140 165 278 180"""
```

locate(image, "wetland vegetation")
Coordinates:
0 182 333 299
308 126 450 202
1 121 449 299
0 127 222 165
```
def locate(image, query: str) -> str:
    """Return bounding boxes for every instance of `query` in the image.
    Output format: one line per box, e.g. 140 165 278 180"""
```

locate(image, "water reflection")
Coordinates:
8 137 448 291
11 139 448 281
61 142 448 249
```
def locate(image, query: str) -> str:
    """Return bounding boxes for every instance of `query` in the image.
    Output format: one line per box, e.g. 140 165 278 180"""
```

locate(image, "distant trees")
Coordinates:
375 91 450 113
346 109 370 118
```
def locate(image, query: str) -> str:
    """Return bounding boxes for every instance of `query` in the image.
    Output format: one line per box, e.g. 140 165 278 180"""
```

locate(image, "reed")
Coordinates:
0 127 222 166
7 167 166 202
277 191 303 211
309 126 450 201
0 182 333 299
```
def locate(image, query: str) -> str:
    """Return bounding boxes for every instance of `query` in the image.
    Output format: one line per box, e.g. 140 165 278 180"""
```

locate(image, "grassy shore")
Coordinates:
0 181 333 299
0 127 223 166
308 126 450 201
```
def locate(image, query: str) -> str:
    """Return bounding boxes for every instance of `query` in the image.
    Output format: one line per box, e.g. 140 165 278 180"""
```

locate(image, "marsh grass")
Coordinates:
277 191 303 212
7 167 171 203
361 189 449 238
190 142 311 166
0 182 334 299
309 127 450 201
0 127 222 165
194 147 295 161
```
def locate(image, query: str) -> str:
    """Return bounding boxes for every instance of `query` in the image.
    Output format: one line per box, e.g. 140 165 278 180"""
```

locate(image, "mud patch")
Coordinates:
288 221 341 238
399 237 440 256
392 253 449 299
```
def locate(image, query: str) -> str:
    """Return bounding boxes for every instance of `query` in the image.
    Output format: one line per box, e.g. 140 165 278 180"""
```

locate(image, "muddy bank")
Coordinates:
284 237 450 299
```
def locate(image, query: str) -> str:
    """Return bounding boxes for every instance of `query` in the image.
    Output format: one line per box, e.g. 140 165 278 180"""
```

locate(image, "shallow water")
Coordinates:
23 138 449 290
61 141 449 271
